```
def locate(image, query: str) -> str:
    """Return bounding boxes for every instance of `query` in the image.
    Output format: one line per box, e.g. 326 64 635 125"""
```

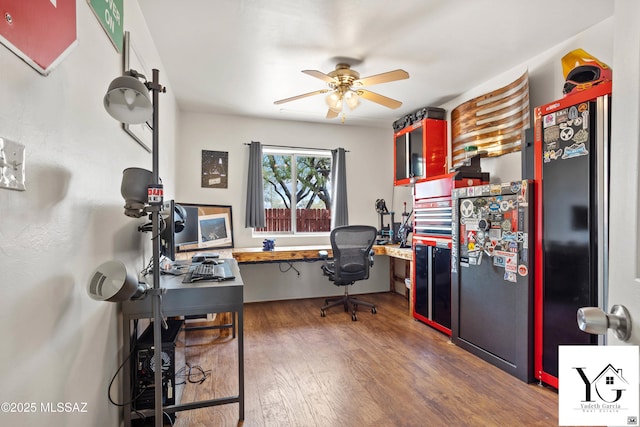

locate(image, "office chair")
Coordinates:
320 225 378 321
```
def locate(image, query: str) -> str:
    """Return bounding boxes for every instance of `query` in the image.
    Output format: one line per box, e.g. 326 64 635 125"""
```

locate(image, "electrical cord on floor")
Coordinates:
279 261 300 276
177 363 211 384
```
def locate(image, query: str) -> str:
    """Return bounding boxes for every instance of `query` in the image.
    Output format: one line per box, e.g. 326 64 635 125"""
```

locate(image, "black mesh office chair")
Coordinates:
320 225 378 321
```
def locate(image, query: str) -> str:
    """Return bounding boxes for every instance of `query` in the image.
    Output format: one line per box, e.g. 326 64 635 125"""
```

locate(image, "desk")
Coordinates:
232 244 413 305
231 244 411 264
121 260 244 426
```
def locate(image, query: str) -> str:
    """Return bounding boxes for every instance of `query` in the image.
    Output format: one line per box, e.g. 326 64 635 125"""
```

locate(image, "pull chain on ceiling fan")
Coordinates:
274 63 409 120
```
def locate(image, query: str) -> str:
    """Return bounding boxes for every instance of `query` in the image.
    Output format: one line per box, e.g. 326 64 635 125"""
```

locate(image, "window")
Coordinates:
256 147 332 234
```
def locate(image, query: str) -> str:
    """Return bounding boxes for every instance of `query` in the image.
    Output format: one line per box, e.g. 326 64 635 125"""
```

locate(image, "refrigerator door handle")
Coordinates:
577 305 632 342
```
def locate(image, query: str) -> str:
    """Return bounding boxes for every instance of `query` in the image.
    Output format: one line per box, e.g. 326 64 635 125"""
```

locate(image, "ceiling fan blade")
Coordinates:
326 108 339 119
302 70 337 84
354 69 409 87
357 89 403 109
274 89 329 105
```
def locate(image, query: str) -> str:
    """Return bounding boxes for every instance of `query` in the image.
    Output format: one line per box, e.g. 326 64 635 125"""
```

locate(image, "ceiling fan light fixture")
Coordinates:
276 63 409 120
326 91 342 110
344 91 360 110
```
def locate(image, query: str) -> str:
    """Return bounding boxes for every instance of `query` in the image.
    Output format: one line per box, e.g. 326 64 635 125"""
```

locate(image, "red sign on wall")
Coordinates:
0 0 77 75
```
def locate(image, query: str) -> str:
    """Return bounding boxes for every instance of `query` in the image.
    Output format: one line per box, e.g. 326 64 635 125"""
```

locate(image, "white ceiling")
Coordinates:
137 0 613 127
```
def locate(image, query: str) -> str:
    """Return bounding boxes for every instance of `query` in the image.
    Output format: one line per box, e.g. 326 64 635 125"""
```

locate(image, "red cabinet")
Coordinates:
393 118 447 186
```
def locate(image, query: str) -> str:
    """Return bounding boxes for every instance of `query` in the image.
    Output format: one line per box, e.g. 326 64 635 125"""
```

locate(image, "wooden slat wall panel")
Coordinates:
451 71 530 167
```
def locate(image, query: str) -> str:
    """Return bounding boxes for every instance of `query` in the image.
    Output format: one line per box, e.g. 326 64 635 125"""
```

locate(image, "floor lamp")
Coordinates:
104 68 166 427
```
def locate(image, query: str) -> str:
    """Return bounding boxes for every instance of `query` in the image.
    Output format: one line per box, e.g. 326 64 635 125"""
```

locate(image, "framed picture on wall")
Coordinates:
201 150 228 188
122 31 152 152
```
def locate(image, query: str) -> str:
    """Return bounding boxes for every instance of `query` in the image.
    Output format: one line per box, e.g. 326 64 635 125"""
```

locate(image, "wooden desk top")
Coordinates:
231 244 412 263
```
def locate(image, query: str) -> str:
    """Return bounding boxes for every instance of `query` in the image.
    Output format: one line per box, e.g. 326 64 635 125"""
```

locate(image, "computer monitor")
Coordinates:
175 205 199 250
160 200 187 261
175 203 234 252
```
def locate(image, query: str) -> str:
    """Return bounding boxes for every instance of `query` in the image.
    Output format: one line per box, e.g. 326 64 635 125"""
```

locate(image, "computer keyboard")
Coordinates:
192 263 224 278
189 261 235 282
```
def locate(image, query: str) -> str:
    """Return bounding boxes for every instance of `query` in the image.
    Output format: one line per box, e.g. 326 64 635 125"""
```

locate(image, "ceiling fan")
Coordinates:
274 63 409 119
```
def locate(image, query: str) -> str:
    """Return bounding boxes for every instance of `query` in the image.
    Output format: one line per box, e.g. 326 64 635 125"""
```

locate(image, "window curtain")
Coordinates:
330 148 348 228
245 141 265 228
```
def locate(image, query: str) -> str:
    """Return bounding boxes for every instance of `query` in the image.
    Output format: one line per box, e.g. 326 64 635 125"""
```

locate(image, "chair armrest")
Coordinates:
369 249 374 267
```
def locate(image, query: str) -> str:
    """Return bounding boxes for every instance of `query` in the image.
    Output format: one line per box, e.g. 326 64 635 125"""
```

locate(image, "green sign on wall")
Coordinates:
87 0 124 52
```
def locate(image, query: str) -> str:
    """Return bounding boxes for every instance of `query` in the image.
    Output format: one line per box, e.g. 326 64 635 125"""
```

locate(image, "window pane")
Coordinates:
295 156 331 232
260 154 293 232
257 151 332 234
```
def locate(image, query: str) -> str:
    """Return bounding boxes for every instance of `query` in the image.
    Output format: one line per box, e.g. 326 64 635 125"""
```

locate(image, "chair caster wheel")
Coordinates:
371 307 377 314
320 309 326 317
351 313 357 321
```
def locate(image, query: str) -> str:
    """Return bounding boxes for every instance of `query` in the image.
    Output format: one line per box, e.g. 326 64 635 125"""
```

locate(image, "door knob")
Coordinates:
577 305 632 342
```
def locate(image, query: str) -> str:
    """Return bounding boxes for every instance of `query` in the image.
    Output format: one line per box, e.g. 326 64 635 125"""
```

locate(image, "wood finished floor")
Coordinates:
171 292 567 427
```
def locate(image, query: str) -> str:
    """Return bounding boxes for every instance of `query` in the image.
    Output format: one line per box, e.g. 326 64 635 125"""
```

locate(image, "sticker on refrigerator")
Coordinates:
460 199 474 217
518 265 528 276
465 218 480 231
502 231 517 242
562 142 588 159
504 271 517 283
543 149 563 163
543 113 556 128
544 126 560 143
559 125 574 141
556 108 568 123
568 106 579 120
504 253 518 272
572 129 589 144
484 242 495 256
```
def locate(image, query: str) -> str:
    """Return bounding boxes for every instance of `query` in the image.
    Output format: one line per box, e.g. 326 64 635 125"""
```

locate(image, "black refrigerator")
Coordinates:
451 180 534 382
533 82 611 388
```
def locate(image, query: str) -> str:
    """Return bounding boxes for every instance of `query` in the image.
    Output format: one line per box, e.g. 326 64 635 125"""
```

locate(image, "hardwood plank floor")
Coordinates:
170 292 567 427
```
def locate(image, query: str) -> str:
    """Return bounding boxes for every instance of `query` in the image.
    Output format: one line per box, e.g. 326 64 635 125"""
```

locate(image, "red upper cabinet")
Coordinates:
393 118 447 186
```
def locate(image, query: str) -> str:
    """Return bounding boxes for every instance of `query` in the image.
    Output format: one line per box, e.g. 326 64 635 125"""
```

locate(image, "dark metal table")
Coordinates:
121 259 244 426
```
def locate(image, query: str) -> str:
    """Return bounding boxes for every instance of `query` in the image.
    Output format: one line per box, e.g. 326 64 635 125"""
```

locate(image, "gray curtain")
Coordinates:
245 141 265 228
330 148 348 228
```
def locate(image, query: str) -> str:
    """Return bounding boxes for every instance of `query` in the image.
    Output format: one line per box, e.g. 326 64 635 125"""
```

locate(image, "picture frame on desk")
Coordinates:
198 212 233 248
121 31 152 153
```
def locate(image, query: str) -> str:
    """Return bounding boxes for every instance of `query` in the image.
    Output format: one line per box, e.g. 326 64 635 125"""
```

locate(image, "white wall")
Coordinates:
175 112 395 300
0 3 178 427
441 17 614 183
176 112 395 247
